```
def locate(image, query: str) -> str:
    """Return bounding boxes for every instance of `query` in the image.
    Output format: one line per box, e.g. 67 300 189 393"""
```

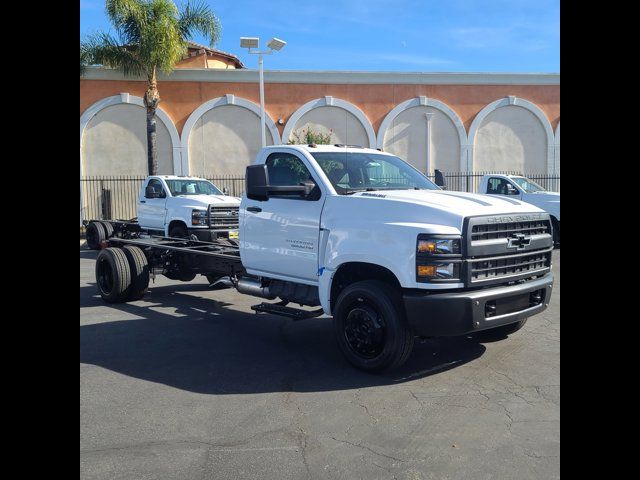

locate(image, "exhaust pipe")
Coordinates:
236 277 276 299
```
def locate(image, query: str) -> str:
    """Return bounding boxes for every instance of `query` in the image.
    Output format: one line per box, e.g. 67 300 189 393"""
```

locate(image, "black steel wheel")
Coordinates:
334 280 413 372
169 224 189 238
86 221 106 250
343 304 386 358
95 247 131 303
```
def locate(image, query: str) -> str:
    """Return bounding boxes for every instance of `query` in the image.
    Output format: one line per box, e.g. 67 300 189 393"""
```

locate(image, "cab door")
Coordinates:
241 151 325 283
137 178 168 230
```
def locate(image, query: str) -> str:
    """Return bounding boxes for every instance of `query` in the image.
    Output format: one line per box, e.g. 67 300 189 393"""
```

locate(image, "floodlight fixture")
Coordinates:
267 37 286 51
240 37 259 49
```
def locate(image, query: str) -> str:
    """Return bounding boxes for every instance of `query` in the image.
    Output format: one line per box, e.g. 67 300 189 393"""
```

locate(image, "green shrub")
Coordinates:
288 127 334 145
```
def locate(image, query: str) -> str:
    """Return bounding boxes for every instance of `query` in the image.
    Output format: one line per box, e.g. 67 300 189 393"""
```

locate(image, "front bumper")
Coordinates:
403 272 554 336
187 228 238 242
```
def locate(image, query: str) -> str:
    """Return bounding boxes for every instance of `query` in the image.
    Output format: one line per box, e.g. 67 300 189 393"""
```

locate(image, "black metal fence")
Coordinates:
80 171 560 221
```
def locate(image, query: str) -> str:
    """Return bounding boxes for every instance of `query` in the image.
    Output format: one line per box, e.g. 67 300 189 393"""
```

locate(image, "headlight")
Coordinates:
191 209 207 225
417 238 461 255
416 234 462 283
417 263 460 280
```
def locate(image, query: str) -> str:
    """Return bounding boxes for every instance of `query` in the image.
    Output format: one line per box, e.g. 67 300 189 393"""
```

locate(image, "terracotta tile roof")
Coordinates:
186 41 245 68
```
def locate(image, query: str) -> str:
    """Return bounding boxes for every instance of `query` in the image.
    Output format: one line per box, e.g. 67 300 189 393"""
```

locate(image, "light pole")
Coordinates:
425 112 434 174
240 37 286 147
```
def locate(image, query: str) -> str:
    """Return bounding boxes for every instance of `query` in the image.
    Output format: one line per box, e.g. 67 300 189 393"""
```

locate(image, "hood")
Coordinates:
170 194 241 207
351 189 546 216
527 191 560 199
521 191 560 219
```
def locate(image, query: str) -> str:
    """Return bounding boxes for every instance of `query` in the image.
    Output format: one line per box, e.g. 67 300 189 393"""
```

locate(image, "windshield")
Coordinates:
511 177 546 193
165 179 222 196
310 152 439 194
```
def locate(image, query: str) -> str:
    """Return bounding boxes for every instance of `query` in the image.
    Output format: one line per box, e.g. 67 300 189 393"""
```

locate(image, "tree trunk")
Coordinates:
143 68 160 176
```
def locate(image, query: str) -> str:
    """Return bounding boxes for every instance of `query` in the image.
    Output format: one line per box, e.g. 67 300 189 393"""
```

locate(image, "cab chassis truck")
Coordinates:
88 145 555 372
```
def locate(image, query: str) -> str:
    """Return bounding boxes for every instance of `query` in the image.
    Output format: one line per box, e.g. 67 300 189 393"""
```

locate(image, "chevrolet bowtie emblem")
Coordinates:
507 233 531 250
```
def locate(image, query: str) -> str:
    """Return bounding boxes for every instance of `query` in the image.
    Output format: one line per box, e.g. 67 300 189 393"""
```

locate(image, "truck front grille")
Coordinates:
208 206 240 229
471 219 550 241
463 213 553 286
469 250 551 283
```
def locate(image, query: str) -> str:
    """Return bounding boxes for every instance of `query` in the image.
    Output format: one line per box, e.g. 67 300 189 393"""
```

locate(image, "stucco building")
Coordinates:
80 55 560 181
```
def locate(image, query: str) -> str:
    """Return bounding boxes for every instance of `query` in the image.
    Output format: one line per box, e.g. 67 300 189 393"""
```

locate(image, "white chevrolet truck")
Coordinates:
85 176 241 249
89 145 554 372
478 174 560 245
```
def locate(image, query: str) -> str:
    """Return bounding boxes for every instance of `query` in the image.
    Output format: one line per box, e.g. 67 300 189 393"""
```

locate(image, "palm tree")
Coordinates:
81 0 221 175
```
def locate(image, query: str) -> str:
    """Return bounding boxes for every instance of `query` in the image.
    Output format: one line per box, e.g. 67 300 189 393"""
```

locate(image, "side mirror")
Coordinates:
246 164 314 201
145 185 159 198
434 169 447 189
246 164 270 201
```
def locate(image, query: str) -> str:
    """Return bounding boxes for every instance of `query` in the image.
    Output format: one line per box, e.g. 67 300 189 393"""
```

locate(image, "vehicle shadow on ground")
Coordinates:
81 253 487 394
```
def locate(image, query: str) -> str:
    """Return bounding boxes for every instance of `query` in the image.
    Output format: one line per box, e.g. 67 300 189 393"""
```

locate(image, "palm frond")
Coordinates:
82 32 146 77
178 0 222 47
106 0 146 31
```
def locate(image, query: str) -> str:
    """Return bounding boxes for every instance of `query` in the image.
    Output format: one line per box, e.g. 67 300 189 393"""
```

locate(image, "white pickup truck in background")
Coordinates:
90 145 556 372
85 176 241 249
138 175 240 240
478 174 560 245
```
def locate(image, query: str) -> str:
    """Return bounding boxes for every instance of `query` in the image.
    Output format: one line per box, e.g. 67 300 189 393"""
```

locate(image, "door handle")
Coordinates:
247 206 262 213
140 200 146 203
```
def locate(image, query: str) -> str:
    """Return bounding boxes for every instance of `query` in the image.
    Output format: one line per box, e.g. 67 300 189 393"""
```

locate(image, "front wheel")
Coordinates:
169 224 189 239
333 280 414 372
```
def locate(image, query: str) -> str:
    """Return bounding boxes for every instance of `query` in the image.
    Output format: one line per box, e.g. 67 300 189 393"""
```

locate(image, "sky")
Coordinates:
80 0 559 73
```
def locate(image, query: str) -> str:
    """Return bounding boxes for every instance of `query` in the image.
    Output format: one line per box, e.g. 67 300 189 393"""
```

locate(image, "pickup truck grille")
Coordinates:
463 213 553 286
208 205 240 229
471 219 550 241
469 250 550 283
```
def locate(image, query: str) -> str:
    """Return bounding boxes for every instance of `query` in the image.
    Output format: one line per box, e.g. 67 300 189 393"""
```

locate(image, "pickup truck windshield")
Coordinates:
311 152 439 194
511 177 546 193
165 179 222 196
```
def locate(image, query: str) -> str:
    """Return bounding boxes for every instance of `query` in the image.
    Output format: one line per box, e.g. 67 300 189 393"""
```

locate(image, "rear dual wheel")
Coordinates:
95 246 149 303
86 221 114 250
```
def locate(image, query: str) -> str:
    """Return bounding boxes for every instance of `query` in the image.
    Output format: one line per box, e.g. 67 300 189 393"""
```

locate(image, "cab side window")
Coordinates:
487 177 511 195
265 153 320 200
146 179 166 198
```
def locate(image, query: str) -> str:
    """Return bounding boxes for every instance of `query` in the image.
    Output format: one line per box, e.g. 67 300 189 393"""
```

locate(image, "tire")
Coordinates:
333 280 414 372
86 221 106 250
99 221 114 238
478 319 528 338
169 224 189 238
122 245 149 300
95 247 132 303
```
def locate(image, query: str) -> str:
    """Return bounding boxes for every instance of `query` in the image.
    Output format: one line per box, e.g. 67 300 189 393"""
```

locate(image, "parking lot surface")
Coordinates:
80 249 559 480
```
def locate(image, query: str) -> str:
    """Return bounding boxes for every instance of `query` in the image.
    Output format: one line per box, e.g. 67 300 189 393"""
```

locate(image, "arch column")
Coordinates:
553 121 560 173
